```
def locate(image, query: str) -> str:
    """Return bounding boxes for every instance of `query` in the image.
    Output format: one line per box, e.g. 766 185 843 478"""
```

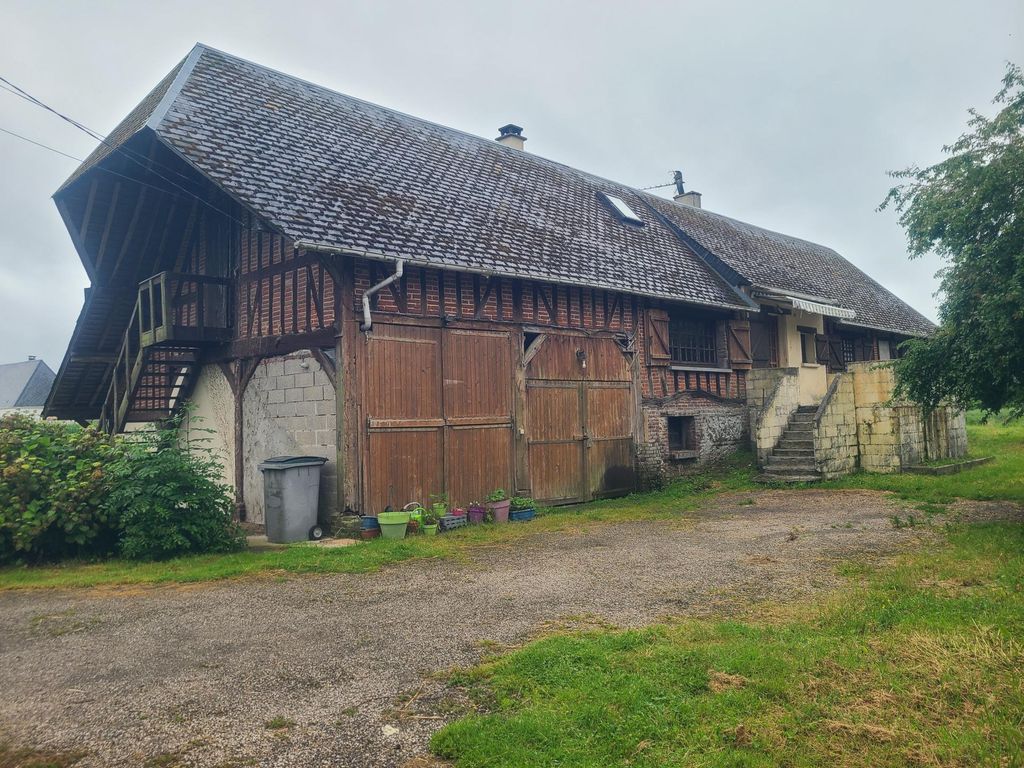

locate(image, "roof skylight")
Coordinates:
601 193 644 225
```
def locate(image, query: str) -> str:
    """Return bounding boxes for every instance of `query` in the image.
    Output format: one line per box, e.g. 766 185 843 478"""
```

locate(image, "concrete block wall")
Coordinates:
640 393 747 483
242 349 337 525
747 367 800 463
812 373 859 479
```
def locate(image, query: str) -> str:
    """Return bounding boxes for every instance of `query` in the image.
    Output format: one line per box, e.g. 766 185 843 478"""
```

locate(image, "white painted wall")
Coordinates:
180 364 235 491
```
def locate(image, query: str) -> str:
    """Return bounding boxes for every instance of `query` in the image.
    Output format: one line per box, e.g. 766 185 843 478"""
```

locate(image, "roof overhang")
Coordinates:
788 296 856 319
751 287 856 320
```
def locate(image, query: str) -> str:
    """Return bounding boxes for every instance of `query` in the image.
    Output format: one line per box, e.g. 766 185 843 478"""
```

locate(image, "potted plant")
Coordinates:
467 501 486 525
403 502 425 534
509 496 536 522
486 488 511 524
429 492 448 519
421 505 441 536
377 509 410 539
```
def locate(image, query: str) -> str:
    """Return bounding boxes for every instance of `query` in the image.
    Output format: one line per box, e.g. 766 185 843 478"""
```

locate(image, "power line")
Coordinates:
0 74 246 226
0 124 83 161
0 120 240 207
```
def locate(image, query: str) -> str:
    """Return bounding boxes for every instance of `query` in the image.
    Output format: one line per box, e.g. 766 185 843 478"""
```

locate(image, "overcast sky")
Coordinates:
1 0 1021 368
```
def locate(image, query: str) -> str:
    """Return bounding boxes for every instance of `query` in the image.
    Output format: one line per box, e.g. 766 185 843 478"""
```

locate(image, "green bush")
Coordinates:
0 413 243 564
0 414 118 563
106 419 245 561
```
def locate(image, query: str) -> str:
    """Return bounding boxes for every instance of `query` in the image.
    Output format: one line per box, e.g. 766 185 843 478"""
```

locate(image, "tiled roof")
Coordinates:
59 43 935 335
145 46 747 310
647 197 936 337
0 359 55 409
56 56 188 194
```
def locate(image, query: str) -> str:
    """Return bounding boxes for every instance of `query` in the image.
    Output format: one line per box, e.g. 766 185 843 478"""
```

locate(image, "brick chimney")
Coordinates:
672 170 702 208
496 124 527 150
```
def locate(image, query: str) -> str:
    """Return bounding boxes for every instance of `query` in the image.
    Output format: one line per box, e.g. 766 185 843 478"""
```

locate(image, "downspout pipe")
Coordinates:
360 259 404 332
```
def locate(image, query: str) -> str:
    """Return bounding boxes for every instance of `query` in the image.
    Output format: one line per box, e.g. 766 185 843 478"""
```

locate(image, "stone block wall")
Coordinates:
848 362 967 473
747 367 800 463
640 393 747 485
242 349 337 525
812 373 859 479
925 408 968 460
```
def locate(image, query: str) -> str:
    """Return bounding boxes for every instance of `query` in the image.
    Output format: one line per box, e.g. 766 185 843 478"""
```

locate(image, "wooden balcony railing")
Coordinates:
138 271 233 346
98 272 233 432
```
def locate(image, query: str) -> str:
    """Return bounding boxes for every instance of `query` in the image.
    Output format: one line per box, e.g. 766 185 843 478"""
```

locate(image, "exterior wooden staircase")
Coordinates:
99 271 232 433
760 405 821 482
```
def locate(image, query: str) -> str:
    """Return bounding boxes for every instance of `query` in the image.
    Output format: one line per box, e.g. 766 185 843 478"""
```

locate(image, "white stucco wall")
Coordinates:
180 364 235 491
778 311 827 405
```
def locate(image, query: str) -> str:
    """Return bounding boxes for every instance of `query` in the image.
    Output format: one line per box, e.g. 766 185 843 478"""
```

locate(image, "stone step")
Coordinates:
766 455 817 469
790 412 816 422
783 422 814 433
778 438 814 450
756 472 822 484
796 405 819 413
771 447 814 457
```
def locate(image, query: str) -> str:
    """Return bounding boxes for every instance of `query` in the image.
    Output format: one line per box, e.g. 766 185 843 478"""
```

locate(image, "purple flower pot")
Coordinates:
467 505 486 524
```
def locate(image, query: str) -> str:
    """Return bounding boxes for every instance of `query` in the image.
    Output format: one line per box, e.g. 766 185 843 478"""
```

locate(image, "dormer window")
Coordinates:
600 193 644 225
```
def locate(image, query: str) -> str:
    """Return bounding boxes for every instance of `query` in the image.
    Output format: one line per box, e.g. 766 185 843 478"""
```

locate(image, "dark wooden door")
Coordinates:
363 324 515 513
525 335 635 505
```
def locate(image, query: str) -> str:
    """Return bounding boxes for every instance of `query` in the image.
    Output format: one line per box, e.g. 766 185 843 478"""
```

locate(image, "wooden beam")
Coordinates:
93 180 122 274
310 347 336 388
108 185 149 280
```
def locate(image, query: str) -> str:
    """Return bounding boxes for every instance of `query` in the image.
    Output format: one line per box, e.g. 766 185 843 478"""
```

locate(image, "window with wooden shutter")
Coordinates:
826 336 846 371
815 334 830 365
646 308 671 366
727 320 752 369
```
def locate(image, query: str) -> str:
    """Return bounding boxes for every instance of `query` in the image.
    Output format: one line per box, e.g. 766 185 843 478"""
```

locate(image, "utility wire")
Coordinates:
0 74 246 226
0 73 211 186
0 120 240 207
0 124 83 161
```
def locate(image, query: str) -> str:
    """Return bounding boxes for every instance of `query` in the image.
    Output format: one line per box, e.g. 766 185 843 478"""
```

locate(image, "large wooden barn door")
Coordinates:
525 335 635 505
364 324 445 512
363 324 515 513
442 329 515 507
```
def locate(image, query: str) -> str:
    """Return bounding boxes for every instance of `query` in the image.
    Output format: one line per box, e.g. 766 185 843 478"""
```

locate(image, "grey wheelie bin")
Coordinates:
258 455 328 543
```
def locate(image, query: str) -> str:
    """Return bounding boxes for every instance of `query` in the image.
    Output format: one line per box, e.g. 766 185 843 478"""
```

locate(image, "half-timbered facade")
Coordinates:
46 44 949 524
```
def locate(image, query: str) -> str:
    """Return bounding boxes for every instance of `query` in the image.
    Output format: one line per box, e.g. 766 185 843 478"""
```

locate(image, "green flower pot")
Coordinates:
377 511 410 540
423 523 439 536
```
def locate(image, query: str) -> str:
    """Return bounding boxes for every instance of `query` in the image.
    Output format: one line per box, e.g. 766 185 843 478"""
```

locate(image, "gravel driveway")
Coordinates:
0 489 1014 767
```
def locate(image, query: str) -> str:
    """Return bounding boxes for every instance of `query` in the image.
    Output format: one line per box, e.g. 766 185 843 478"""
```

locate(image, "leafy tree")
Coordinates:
882 63 1024 417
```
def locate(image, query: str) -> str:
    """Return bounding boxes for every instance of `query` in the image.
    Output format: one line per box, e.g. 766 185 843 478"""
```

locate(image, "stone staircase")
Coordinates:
760 405 821 482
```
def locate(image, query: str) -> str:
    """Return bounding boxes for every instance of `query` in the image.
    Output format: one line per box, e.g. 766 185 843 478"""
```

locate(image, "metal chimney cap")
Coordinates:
497 123 525 138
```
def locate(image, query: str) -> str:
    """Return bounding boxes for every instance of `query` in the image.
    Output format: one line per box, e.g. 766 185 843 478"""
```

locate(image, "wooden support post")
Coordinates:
219 358 260 522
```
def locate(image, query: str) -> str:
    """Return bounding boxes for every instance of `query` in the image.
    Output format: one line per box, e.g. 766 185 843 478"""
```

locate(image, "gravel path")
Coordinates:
0 489 1016 767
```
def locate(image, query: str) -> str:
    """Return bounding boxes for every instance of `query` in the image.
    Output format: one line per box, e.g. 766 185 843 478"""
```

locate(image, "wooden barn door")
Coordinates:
363 323 515 513
364 324 445 513
525 335 635 505
442 329 515 507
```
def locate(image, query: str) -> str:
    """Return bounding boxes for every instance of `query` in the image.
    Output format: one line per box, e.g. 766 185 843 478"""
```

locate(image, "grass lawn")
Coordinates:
822 415 1024 506
431 522 1024 767
0 416 1019 591
0 459 757 591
